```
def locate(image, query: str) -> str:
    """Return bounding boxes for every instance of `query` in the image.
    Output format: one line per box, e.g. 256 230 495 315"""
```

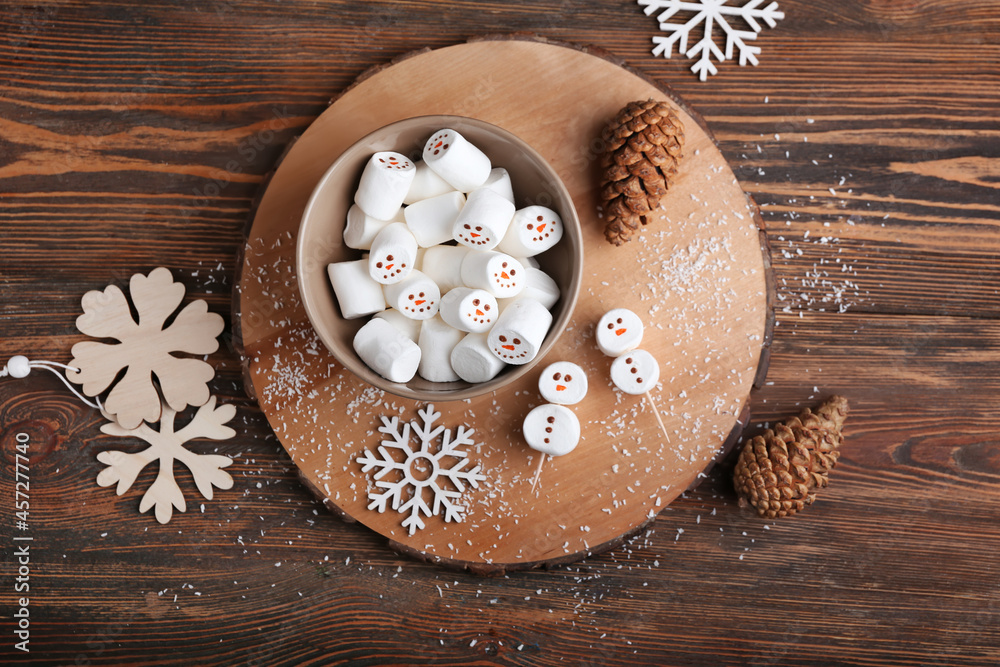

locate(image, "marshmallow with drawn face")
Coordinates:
417 316 464 382
326 259 386 320
373 308 422 342
382 270 441 320
461 251 524 298
523 404 580 457
450 332 506 383
596 308 644 357
419 245 469 293
610 349 660 395
439 287 498 333
423 129 492 193
343 204 405 250
496 206 564 258
452 187 515 250
354 151 416 221
368 222 418 285
403 160 455 205
487 298 552 365
538 361 588 406
353 317 421 383
481 167 514 203
497 267 560 312
403 191 466 248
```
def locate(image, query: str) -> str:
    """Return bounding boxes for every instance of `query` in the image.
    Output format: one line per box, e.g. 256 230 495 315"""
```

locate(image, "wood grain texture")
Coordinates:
2 0 1000 664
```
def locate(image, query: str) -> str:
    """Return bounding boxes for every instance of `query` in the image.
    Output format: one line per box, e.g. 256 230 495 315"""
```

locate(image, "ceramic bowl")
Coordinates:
297 115 582 401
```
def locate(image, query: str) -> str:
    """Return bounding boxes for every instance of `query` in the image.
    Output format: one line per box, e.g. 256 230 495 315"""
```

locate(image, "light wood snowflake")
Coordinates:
66 267 225 429
97 396 235 524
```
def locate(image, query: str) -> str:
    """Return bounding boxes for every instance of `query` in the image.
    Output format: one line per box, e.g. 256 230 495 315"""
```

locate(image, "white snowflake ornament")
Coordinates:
357 404 486 536
96 396 235 524
639 0 785 80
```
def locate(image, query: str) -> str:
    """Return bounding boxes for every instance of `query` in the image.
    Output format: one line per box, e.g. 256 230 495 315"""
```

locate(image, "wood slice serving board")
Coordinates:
237 36 772 574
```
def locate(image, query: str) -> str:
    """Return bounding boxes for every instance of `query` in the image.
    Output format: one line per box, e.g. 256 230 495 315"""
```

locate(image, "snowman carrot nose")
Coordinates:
475 309 484 316
556 384 566 391
536 223 546 232
385 263 394 270
502 344 515 350
501 271 510 280
470 232 480 238
415 299 425 306
615 328 627 336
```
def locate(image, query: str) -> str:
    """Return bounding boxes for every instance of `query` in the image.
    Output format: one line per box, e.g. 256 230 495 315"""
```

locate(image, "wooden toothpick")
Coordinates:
529 455 547 492
644 391 670 443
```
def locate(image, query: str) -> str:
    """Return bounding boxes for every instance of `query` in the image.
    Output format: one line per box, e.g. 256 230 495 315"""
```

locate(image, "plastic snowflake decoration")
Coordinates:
97 396 235 524
67 267 225 429
638 0 785 80
357 404 486 536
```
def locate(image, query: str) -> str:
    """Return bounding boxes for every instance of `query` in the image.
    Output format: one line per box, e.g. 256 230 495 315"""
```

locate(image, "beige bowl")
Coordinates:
297 115 582 401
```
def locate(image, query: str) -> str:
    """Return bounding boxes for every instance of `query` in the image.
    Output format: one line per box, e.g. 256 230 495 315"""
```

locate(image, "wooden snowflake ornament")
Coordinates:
97 396 236 524
66 267 225 429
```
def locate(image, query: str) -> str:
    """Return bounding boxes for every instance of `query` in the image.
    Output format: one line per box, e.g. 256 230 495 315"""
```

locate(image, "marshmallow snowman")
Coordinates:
354 152 416 221
403 160 454 205
423 129 492 193
439 287 498 333
373 308 422 343
403 191 466 248
461 251 524 298
537 361 588 405
450 332 506 383
497 267 560 312
596 308 644 357
417 316 464 383
382 270 441 320
368 222 418 285
522 404 580 457
326 259 386 319
487 298 552 365
610 349 660 395
496 206 564 258
353 317 421 383
452 187 516 250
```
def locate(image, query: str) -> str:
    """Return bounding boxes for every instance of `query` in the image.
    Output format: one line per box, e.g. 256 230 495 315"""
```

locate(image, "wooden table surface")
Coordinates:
2 1 998 665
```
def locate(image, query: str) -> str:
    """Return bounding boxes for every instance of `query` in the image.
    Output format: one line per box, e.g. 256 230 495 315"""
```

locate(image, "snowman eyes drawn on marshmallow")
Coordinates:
467 298 493 326
373 254 407 282
493 261 518 289
494 334 527 361
403 290 436 316
458 223 492 247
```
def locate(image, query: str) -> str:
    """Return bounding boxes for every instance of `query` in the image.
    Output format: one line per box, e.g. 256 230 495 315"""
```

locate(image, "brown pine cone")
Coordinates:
599 99 684 245
733 395 849 518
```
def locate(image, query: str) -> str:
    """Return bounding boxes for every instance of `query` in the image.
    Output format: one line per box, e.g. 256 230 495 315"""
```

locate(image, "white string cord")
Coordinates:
1 355 103 411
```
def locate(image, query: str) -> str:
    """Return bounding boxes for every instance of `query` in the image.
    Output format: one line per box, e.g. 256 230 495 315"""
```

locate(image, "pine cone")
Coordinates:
733 396 849 518
599 99 685 245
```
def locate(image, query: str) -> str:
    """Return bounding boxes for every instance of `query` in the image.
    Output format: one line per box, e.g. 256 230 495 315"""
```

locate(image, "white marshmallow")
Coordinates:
610 349 660 395
450 332 506 383
382 270 441 320
452 187 515 250
517 255 541 269
596 308 644 357
460 251 525 298
354 151 416 220
537 361 588 405
523 404 580 457
420 245 469 293
423 128 491 192
353 317 421 383
417 316 464 382
368 222 418 285
496 206 564 258
481 167 514 203
403 160 455 205
404 191 466 248
439 287 498 333
343 204 405 250
373 309 421 342
326 260 386 319
487 298 552 365
497 267 559 312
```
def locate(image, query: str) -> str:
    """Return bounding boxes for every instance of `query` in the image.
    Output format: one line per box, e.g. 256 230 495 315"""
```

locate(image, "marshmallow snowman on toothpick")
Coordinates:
596 308 670 442
523 360 588 491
